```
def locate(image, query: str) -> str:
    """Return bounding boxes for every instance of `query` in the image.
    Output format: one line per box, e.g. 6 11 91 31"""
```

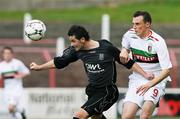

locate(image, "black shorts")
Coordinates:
81 84 119 117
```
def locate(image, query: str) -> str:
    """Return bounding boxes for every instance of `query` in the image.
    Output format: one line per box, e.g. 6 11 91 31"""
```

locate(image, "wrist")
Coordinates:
36 65 42 70
149 80 156 87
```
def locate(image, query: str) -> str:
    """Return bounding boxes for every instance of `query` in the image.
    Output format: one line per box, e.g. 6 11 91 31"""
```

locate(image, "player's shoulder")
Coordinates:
148 30 165 43
63 46 76 56
99 39 113 46
0 61 4 65
12 58 24 65
123 28 136 37
126 28 136 34
99 40 118 52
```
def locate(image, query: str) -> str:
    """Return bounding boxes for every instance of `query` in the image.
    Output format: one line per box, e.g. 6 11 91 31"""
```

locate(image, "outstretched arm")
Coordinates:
30 60 55 71
30 46 78 71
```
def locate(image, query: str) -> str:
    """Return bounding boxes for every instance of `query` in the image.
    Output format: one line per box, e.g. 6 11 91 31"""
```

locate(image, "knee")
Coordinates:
140 111 151 119
121 113 134 119
74 110 88 119
91 114 106 119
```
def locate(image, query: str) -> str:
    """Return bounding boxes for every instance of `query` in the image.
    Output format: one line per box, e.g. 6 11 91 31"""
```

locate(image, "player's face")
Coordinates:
2 49 13 62
69 35 85 51
132 16 150 37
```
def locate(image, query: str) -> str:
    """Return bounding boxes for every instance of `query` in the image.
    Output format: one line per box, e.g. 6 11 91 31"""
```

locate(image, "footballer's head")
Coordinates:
132 11 152 37
2 46 14 62
68 25 90 51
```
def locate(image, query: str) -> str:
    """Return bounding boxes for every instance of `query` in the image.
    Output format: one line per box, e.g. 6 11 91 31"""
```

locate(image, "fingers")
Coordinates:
146 72 155 80
119 51 129 64
136 85 149 96
29 62 37 70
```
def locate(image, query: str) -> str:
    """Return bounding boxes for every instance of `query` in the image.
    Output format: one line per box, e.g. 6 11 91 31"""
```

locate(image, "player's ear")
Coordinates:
145 22 151 28
80 37 85 43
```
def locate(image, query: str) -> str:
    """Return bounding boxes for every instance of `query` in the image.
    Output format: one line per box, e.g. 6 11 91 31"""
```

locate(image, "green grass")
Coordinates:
1 0 180 24
152 117 180 119
130 116 180 119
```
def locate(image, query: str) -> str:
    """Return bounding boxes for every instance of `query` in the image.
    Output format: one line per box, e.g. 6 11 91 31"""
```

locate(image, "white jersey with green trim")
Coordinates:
0 58 30 92
122 29 172 81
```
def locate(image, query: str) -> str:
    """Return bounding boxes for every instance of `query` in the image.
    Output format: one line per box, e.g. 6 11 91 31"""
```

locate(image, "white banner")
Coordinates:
0 88 116 119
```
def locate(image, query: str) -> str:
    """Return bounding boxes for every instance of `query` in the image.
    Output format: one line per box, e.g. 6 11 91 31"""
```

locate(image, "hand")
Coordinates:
120 49 129 64
30 62 41 71
144 72 154 80
14 74 22 79
136 82 154 96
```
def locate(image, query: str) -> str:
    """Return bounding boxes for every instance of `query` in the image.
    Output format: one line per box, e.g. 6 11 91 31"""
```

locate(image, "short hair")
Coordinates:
2 46 13 53
68 25 90 41
133 11 152 24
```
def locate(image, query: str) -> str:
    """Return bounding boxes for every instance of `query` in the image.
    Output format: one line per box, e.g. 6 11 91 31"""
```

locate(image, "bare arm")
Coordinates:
30 59 55 71
137 68 171 95
131 62 154 80
148 68 171 87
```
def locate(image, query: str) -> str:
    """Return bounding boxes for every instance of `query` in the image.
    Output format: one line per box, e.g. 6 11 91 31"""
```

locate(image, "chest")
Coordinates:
129 38 157 55
78 49 113 64
0 62 19 73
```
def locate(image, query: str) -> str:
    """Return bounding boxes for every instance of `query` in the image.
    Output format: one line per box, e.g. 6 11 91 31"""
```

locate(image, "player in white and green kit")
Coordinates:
0 47 30 119
120 11 172 119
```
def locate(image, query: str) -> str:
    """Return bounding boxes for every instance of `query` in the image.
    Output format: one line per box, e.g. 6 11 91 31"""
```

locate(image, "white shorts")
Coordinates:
123 74 167 108
3 90 24 107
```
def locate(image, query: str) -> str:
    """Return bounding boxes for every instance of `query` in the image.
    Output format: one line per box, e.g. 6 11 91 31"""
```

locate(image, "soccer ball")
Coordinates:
25 19 46 41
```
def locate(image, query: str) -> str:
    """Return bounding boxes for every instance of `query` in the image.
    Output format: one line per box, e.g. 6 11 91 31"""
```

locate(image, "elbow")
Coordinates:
167 68 172 75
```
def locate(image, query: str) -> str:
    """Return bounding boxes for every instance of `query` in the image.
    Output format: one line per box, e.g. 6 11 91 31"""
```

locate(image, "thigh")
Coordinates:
124 84 144 108
82 85 119 117
144 86 165 105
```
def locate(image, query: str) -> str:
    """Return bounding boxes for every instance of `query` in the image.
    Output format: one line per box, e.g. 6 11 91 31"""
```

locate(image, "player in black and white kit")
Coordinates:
30 25 153 119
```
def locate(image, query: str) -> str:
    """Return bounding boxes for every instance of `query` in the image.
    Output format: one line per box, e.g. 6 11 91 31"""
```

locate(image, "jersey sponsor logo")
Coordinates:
85 63 102 70
131 47 159 63
85 63 104 73
1 70 18 79
133 54 159 62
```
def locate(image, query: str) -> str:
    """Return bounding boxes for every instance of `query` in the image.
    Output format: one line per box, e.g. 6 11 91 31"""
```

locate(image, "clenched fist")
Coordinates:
30 62 41 71
120 48 129 64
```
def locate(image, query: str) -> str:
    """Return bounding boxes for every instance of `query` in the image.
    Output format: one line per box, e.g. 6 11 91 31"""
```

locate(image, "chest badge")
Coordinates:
99 53 104 60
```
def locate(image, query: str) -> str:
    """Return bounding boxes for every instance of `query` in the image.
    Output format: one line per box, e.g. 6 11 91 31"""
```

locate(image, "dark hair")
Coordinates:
68 25 90 41
133 11 152 24
2 46 13 53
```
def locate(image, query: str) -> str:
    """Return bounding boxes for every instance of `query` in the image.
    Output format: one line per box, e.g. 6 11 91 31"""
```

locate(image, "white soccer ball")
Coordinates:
25 19 46 41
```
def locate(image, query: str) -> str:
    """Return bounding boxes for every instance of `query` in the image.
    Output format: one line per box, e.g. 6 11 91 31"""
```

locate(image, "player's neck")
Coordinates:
4 59 13 63
140 29 151 39
83 39 99 50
